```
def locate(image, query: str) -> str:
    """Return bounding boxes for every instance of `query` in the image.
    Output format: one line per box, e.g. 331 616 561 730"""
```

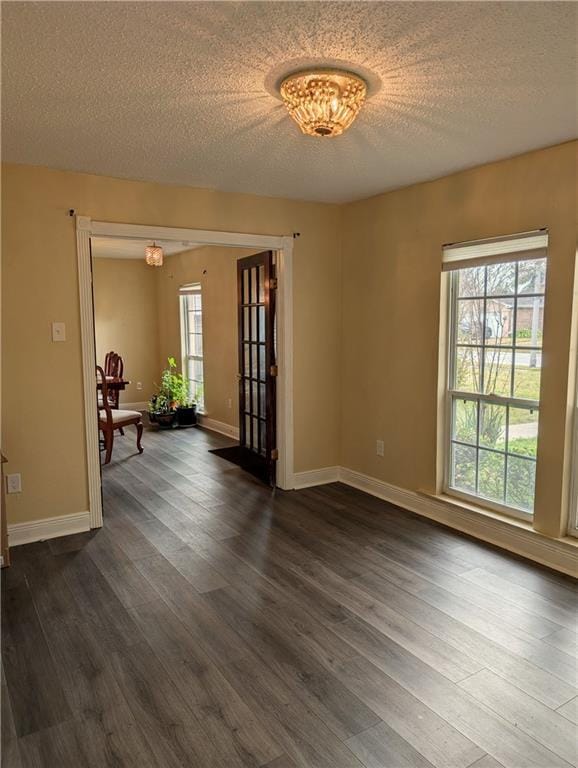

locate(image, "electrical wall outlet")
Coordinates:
227 398 232 409
136 382 143 391
376 439 385 457
6 473 22 494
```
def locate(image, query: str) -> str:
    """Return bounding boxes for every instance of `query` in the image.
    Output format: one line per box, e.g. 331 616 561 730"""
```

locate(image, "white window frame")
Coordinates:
442 231 548 522
180 284 204 412
568 340 578 537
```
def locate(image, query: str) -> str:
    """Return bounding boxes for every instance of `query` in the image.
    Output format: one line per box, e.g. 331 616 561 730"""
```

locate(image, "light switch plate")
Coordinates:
52 322 66 342
6 473 22 494
376 439 385 457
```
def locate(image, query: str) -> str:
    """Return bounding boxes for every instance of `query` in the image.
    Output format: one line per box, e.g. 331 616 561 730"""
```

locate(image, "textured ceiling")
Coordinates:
2 2 576 203
91 237 200 260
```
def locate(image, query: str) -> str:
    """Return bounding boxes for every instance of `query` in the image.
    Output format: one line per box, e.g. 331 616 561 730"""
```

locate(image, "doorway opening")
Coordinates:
77 218 294 530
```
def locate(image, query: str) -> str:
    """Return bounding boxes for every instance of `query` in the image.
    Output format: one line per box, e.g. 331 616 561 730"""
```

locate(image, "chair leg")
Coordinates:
103 428 114 465
136 422 144 454
119 427 125 436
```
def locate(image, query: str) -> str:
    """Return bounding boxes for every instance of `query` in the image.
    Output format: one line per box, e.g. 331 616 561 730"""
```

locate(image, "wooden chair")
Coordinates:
103 351 124 409
97 366 143 465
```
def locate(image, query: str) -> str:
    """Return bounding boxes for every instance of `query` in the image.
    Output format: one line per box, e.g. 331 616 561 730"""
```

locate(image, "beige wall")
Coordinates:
341 141 577 538
1 164 342 524
93 258 160 404
156 245 257 430
2 143 576 541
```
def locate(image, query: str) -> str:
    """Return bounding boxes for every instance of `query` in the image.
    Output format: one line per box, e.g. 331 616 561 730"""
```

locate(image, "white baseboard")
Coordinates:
120 401 148 410
293 467 341 489
197 415 240 440
8 511 91 547
291 465 577 577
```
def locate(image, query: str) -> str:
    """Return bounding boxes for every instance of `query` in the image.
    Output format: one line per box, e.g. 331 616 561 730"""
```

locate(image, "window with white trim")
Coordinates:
443 231 548 518
180 284 204 411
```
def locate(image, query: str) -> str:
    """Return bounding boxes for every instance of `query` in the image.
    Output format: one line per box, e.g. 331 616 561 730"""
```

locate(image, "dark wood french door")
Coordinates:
237 251 277 485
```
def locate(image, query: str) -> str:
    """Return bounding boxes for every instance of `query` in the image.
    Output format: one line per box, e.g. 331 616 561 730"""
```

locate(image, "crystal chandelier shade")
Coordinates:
145 243 163 267
279 69 367 138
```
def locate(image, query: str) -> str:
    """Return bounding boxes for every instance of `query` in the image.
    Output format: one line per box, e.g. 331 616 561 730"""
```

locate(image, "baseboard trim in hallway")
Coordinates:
197 415 240 440
7 510 91 547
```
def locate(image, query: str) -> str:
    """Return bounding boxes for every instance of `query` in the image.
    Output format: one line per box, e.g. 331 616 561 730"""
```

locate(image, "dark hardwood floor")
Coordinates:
2 425 577 768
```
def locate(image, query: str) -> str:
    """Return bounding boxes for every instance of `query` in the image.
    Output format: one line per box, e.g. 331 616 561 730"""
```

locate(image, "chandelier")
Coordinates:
145 242 163 267
280 69 367 138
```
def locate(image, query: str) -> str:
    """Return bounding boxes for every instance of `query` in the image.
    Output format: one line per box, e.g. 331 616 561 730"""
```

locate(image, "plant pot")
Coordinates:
147 411 158 424
176 404 197 427
154 411 176 429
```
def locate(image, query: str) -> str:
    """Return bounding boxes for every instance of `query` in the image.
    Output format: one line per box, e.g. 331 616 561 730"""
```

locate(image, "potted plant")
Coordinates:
148 357 197 429
148 391 175 428
171 361 197 427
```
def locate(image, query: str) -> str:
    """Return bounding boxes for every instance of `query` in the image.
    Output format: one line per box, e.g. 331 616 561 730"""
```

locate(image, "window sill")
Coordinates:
417 490 578 550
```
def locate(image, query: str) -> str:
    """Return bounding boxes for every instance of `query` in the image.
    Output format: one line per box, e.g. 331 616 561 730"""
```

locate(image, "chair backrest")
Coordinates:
104 351 124 379
96 366 112 425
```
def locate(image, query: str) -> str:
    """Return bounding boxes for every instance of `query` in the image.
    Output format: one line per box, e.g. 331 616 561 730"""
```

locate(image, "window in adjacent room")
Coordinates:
180 283 204 411
443 230 548 518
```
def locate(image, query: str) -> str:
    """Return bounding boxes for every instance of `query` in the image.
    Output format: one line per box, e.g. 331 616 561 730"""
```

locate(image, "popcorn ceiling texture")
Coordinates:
2 1 576 203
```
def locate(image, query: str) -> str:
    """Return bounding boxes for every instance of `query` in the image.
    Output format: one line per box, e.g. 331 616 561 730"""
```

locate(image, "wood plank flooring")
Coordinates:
2 425 577 768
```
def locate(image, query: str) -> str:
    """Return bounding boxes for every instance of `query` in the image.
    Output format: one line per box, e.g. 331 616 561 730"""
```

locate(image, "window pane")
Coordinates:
451 443 476 494
506 456 536 512
457 266 485 298
486 297 513 345
453 398 477 445
515 297 544 347
518 258 546 295
513 350 541 401
456 299 485 344
454 347 481 392
478 449 505 503
483 348 511 397
486 262 515 296
479 402 506 451
508 407 538 457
